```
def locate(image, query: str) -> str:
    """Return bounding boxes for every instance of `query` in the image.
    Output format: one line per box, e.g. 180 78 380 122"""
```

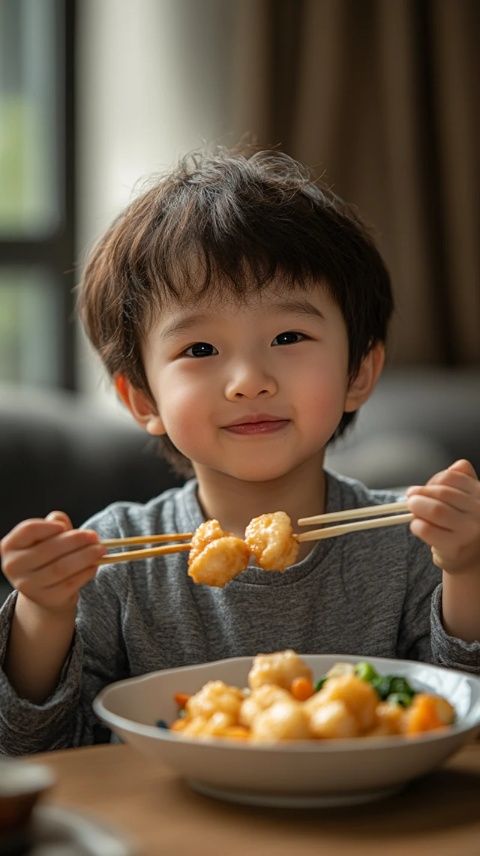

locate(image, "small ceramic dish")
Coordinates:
0 758 55 835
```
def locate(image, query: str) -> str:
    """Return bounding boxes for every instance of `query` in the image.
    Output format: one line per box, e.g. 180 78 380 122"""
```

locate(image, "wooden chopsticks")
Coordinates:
100 532 192 548
98 500 413 565
296 501 412 543
98 533 192 565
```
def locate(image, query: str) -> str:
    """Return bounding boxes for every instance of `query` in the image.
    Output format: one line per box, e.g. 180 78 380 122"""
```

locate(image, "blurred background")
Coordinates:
0 0 479 558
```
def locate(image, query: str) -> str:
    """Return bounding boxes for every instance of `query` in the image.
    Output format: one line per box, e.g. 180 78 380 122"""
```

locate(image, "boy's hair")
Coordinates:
78 147 394 476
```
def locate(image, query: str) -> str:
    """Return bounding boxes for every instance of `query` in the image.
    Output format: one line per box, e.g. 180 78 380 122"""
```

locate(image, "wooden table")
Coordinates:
33 741 480 856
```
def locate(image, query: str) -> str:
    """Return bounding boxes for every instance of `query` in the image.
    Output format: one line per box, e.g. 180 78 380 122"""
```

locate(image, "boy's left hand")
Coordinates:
406 459 480 576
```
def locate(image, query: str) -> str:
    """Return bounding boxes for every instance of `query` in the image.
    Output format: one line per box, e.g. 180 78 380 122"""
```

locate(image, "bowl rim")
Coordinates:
93 653 480 754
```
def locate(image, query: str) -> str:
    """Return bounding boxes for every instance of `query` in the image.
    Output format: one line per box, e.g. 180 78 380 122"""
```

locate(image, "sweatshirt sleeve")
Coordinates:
398 533 480 671
0 590 84 755
0 518 129 756
430 585 480 673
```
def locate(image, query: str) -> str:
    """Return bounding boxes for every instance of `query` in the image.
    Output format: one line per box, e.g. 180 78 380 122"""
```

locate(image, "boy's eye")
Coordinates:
271 331 306 346
184 342 218 358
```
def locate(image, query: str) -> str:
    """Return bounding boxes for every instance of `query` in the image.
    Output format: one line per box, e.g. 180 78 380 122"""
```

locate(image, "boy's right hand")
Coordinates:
0 511 106 614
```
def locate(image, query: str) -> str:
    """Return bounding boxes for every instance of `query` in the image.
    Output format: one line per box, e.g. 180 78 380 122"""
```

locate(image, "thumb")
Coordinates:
448 459 477 479
46 510 73 530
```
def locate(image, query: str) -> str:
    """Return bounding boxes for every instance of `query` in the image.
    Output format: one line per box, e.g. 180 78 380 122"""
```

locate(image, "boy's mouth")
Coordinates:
223 415 290 435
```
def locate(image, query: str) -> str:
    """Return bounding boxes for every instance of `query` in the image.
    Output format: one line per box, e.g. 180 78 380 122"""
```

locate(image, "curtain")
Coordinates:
227 0 479 366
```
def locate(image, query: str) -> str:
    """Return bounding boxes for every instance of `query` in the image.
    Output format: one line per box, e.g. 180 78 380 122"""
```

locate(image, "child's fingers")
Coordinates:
407 472 479 504
407 485 477 517
407 496 455 531
13 542 105 598
5 529 102 578
409 517 445 547
421 460 477 490
53 564 99 595
408 490 480 533
1 514 105 611
41 543 106 588
46 510 73 529
447 459 478 479
409 518 467 553
19 564 99 611
407 460 480 574
1 518 67 552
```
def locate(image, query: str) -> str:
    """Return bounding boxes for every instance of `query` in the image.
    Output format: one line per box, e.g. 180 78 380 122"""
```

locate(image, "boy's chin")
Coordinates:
193 448 326 485
213 461 309 484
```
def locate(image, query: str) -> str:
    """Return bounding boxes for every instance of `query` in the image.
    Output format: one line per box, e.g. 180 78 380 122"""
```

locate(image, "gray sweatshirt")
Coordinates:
0 471 479 755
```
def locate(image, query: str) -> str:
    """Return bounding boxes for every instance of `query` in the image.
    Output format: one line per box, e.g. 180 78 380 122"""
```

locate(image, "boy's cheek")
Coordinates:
306 385 351 432
161 398 211 458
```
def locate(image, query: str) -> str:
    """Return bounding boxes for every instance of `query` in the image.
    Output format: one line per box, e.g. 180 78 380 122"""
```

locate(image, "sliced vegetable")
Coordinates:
371 674 415 701
387 692 413 708
354 662 379 683
290 676 314 701
405 694 453 734
314 676 328 693
174 691 191 709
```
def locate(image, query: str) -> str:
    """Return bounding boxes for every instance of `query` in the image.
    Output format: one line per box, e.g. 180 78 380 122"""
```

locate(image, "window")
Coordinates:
0 0 76 388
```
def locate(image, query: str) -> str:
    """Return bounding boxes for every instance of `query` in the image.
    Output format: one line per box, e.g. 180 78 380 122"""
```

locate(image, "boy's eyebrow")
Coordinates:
270 298 326 320
159 298 325 339
159 313 212 339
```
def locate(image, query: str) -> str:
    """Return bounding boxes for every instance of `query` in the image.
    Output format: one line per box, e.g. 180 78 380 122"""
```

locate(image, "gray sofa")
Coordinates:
1 369 479 603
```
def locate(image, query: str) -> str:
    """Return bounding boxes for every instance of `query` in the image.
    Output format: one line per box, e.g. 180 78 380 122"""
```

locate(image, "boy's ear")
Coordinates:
114 374 166 436
344 342 385 413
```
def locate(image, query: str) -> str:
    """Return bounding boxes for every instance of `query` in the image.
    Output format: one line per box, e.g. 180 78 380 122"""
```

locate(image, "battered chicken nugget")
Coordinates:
251 700 311 742
244 511 299 571
307 674 378 733
188 526 250 587
188 519 226 564
186 680 245 720
239 684 292 728
248 650 312 691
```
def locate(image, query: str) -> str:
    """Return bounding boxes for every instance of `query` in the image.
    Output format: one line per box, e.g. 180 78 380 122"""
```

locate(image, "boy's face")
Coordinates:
124 281 377 483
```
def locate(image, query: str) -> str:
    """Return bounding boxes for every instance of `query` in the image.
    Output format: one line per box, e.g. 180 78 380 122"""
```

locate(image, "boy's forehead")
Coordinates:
151 278 332 335
162 276 329 314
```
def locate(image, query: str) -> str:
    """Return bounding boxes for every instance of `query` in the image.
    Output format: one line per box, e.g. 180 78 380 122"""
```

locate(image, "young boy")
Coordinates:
1 148 479 755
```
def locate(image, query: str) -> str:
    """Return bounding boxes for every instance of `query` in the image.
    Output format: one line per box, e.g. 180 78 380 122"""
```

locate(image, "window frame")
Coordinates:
0 0 77 390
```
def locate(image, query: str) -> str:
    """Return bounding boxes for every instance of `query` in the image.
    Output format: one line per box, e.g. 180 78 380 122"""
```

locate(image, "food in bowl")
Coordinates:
188 511 299 586
167 650 455 742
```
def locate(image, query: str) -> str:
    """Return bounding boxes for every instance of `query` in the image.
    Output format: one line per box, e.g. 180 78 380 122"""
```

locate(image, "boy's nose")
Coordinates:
224 364 277 400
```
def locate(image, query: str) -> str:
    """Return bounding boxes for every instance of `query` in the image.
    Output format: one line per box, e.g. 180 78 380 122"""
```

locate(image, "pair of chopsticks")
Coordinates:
98 501 412 566
296 501 412 542
98 532 191 565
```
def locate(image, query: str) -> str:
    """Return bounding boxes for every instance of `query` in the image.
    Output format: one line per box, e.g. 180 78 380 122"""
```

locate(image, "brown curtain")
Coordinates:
228 0 479 366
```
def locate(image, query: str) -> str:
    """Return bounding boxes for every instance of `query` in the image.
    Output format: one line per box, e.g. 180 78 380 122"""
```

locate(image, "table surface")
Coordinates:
30 740 480 856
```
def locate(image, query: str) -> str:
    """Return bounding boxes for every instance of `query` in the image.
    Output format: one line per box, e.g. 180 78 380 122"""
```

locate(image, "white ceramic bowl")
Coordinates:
93 654 480 807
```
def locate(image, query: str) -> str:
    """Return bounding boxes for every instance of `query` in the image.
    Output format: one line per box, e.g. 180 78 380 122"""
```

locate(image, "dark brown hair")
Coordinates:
78 147 393 475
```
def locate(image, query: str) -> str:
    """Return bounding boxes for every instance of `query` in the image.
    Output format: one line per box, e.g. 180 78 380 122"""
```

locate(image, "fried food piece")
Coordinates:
248 649 312 691
178 712 235 738
188 537 250 586
306 674 378 733
174 680 246 739
188 520 250 587
186 680 246 720
367 701 406 737
188 511 299 588
188 519 225 563
251 699 311 742
308 699 360 739
239 684 292 728
244 511 299 571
